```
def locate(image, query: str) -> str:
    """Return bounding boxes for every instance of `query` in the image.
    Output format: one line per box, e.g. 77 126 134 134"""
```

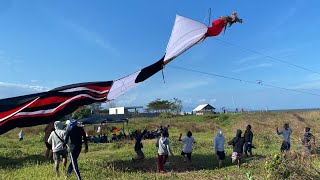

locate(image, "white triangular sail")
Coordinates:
107 70 141 101
164 15 208 64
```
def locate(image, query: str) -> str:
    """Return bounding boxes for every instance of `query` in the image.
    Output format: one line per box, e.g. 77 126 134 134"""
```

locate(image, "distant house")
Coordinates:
192 104 215 115
109 106 143 115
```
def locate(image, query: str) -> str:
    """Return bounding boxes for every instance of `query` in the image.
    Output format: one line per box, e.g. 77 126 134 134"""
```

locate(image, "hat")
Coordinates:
65 120 71 125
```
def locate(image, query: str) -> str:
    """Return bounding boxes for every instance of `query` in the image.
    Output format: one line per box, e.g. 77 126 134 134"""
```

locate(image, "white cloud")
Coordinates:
45 10 116 53
232 63 272 73
30 80 40 83
290 74 320 89
0 50 23 67
112 93 139 107
197 98 206 103
234 54 262 64
0 82 49 99
67 21 116 52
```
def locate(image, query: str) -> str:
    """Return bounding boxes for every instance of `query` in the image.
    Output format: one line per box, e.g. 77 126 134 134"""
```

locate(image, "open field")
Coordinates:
1 111 320 180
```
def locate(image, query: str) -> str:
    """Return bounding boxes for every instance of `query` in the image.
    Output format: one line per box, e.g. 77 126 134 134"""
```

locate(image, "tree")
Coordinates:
170 97 183 114
72 106 92 120
87 102 102 111
146 98 171 113
146 98 183 113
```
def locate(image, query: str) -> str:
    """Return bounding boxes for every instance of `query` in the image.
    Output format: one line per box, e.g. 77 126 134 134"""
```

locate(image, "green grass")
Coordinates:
1 111 320 179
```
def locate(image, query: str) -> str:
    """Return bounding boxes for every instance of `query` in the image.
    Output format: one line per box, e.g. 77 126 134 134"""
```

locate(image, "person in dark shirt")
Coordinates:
132 130 145 162
244 125 254 157
63 120 88 180
228 129 245 168
301 127 316 163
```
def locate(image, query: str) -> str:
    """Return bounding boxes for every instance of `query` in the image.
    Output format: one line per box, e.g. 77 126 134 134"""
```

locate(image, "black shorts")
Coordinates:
45 142 52 150
216 151 225 160
181 151 192 160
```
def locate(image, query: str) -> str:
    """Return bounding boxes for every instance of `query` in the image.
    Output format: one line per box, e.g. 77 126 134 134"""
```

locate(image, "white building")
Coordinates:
109 106 143 115
192 104 215 115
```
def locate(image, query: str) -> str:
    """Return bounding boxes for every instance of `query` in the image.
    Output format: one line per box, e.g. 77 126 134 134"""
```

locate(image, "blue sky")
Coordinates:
0 0 319 112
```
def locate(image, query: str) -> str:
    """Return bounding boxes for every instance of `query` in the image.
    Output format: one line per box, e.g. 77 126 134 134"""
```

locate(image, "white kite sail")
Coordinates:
164 15 208 64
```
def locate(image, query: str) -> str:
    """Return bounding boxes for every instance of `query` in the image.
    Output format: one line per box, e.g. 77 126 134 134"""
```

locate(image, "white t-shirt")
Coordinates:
181 136 195 153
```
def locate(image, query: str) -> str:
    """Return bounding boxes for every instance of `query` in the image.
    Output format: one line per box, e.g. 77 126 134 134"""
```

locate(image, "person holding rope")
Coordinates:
64 120 88 180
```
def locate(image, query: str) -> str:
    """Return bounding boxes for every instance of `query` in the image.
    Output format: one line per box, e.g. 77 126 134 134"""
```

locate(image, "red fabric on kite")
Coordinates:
206 18 226 37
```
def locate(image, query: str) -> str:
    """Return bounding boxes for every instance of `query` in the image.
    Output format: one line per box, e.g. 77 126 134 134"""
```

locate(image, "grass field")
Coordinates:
1 111 320 180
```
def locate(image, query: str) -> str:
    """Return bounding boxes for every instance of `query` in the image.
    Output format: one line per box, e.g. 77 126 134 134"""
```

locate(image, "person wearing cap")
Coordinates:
47 121 68 176
214 130 225 168
301 127 316 162
63 120 88 180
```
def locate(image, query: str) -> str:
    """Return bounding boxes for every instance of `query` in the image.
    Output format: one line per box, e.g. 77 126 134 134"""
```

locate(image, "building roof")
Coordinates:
192 104 215 112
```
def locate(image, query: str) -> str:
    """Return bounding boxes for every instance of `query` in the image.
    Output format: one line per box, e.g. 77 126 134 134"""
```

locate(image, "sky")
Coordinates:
0 0 320 112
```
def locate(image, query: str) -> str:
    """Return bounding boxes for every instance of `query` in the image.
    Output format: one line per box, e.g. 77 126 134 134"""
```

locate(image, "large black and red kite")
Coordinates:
0 13 242 135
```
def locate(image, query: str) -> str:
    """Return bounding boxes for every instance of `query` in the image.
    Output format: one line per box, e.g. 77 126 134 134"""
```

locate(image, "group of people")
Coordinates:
214 125 254 168
132 123 317 172
132 126 196 173
45 120 88 180
40 120 317 176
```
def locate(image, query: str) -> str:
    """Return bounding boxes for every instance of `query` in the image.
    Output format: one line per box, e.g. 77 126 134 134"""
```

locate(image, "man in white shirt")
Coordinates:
47 121 68 176
277 123 293 152
179 131 195 163
156 132 174 173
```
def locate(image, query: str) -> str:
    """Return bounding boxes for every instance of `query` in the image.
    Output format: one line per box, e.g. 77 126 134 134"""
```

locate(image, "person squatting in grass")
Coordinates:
276 123 292 153
301 127 316 163
63 120 88 180
47 121 68 176
156 131 174 173
244 125 254 157
179 131 196 163
214 130 225 169
132 130 145 162
228 129 245 168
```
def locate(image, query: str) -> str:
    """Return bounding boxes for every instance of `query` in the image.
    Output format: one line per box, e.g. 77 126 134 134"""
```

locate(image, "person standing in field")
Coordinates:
44 121 55 160
132 130 145 162
179 131 195 163
244 125 254 157
213 130 225 169
301 127 316 162
18 130 24 141
156 132 174 173
276 123 292 152
228 129 245 168
47 121 68 176
64 120 88 180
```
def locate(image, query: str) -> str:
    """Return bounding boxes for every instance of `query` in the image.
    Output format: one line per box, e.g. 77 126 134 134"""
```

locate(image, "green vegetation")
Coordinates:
1 111 320 179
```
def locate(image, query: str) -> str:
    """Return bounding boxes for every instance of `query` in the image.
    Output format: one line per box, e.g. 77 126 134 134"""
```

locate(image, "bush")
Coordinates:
159 112 176 118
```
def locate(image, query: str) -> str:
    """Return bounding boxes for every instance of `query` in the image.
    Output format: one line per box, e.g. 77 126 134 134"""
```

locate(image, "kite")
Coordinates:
206 11 243 37
0 12 242 135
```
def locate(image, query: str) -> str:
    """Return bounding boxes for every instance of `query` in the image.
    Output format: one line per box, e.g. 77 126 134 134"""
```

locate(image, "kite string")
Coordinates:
203 8 212 27
214 38 320 75
167 65 320 97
